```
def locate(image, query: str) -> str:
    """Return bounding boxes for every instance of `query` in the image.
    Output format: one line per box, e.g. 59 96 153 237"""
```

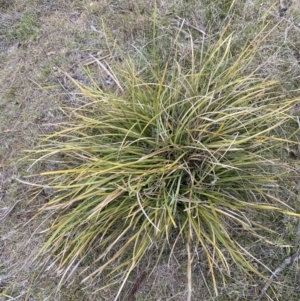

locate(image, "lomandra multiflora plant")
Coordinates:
25 25 300 300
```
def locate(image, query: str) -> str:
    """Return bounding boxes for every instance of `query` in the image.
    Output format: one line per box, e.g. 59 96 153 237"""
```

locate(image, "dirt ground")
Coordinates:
1 0 300 300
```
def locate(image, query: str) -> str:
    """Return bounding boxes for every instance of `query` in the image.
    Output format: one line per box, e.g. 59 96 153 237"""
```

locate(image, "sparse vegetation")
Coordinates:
1 1 300 301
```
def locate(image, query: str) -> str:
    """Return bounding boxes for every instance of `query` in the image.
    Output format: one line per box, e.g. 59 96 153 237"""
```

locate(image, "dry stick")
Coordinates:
0 199 22 221
66 54 111 72
89 54 124 92
125 271 148 301
82 54 111 66
175 15 207 36
256 252 300 301
297 117 300 129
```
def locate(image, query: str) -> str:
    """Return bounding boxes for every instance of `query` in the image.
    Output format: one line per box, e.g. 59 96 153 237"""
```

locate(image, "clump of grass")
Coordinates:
8 14 40 42
24 24 300 300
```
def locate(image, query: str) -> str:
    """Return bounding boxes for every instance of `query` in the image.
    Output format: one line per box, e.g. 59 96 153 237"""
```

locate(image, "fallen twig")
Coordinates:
0 199 22 221
89 54 124 92
82 54 111 66
297 116 300 129
125 270 148 301
175 15 207 36
66 53 111 71
256 252 300 301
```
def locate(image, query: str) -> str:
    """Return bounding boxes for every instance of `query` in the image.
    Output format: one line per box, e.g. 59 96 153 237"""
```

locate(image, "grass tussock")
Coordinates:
24 23 300 300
